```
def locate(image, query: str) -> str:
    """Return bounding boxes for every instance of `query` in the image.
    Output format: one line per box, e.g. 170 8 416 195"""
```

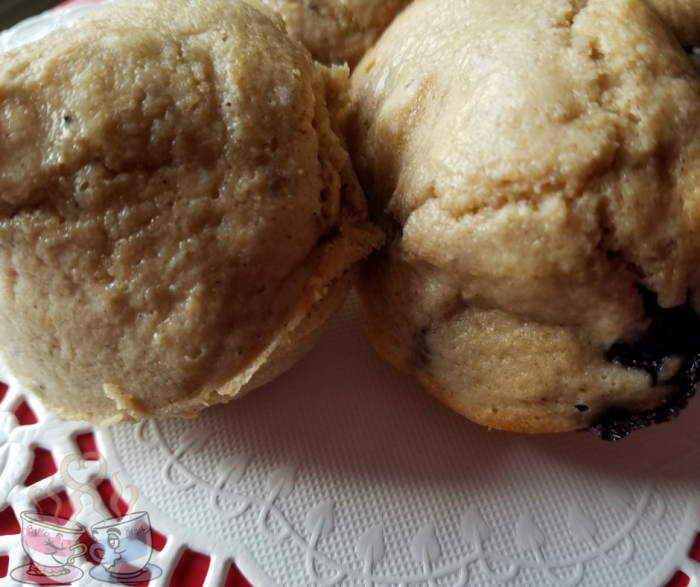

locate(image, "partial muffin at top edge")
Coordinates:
644 0 700 46
0 0 381 425
343 0 700 438
253 0 413 68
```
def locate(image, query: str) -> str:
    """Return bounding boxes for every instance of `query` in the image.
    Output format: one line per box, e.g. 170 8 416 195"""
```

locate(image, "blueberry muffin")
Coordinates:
256 0 412 67
0 0 380 425
344 0 700 439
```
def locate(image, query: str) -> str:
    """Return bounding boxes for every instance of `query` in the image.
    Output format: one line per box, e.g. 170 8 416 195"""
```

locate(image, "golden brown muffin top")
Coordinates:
347 0 700 349
0 0 377 423
346 0 700 434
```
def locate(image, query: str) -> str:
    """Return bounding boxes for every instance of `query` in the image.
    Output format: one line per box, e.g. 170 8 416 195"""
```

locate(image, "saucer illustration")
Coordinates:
89 564 162 585
11 563 83 585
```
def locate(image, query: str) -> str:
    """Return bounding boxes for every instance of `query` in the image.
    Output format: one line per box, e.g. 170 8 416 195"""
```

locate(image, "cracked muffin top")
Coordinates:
0 0 379 424
345 0 700 436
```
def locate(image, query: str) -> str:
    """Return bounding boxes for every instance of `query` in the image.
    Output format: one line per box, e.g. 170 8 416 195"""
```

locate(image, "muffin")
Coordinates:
344 0 700 439
0 0 380 425
645 0 700 46
255 0 412 68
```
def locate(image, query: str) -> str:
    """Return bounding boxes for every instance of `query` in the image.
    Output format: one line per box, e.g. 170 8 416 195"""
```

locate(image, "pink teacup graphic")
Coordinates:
11 512 87 584
89 512 162 584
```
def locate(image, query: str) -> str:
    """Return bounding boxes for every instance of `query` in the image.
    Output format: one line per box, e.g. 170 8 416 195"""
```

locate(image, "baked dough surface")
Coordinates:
645 0 700 45
345 0 700 432
0 0 379 424
256 0 412 67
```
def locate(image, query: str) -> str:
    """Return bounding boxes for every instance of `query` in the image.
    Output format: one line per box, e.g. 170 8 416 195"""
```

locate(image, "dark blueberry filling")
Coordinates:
686 46 700 74
596 49 700 441
589 288 700 441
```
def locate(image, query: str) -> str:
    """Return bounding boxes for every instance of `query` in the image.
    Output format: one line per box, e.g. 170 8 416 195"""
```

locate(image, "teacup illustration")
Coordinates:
11 512 87 584
89 512 162 584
